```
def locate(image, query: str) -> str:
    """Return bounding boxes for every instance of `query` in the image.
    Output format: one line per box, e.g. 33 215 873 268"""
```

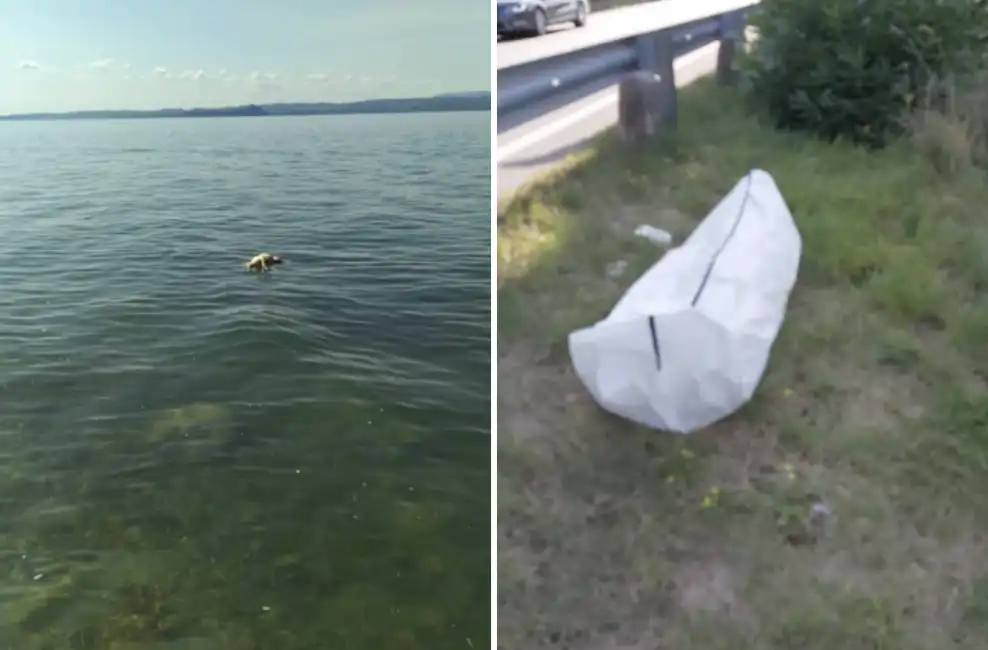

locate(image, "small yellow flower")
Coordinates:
701 486 720 508
783 388 794 398
783 463 796 480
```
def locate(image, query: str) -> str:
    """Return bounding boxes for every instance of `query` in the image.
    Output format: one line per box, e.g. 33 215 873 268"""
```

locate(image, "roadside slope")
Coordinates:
498 79 988 650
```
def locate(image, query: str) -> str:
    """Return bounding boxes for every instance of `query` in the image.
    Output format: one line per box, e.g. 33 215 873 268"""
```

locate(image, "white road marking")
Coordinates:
497 44 717 163
497 91 618 162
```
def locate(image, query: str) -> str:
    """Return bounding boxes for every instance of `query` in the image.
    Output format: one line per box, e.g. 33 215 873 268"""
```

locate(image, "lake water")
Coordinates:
0 112 491 649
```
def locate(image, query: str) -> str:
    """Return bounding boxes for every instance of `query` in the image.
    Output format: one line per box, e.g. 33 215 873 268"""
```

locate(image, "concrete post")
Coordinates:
619 32 677 142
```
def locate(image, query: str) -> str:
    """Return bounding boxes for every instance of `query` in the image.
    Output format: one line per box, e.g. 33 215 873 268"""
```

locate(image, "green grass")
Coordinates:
497 78 988 649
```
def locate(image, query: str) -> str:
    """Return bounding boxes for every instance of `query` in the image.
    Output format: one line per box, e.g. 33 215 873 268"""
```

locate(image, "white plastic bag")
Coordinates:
567 169 802 434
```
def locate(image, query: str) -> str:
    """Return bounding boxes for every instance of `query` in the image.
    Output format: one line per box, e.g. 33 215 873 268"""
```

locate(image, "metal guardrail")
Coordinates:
497 0 760 123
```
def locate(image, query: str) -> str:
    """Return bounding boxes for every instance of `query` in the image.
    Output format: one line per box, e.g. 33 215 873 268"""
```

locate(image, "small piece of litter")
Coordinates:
261 606 271 612
606 260 628 279
33 574 43 581
634 224 673 246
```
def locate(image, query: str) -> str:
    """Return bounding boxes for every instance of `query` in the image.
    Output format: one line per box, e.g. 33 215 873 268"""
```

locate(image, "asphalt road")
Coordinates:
497 41 723 198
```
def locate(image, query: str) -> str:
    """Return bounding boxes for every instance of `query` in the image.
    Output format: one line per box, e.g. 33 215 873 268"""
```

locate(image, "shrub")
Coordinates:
907 69 988 173
742 0 988 147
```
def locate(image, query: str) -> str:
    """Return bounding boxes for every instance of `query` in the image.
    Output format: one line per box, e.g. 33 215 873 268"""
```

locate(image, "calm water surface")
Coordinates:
0 112 490 649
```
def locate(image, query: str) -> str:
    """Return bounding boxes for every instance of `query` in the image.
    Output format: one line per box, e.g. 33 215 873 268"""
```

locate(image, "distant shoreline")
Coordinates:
0 92 490 122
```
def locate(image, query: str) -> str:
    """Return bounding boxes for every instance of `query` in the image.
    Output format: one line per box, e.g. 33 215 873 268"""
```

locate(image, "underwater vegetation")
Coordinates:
0 401 489 649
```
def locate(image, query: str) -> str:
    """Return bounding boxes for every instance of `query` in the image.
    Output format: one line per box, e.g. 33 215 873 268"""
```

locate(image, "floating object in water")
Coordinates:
244 252 283 272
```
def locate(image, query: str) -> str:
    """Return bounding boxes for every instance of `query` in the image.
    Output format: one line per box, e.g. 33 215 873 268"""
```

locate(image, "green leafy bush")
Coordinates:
742 0 988 146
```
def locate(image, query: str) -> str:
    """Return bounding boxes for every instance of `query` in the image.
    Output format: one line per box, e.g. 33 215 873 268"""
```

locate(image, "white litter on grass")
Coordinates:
634 224 674 246
569 169 802 434
606 259 628 279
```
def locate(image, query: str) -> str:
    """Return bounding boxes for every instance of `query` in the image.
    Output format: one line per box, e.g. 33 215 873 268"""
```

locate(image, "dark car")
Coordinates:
497 0 589 38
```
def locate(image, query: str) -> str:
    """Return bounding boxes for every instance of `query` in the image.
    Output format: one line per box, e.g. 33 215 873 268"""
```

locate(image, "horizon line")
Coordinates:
0 89 492 119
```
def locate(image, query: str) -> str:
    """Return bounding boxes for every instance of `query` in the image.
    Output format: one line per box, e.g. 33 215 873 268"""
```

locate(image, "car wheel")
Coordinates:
574 2 588 26
533 8 548 36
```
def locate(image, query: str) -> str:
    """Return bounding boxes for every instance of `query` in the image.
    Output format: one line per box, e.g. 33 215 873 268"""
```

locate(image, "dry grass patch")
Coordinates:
497 79 988 650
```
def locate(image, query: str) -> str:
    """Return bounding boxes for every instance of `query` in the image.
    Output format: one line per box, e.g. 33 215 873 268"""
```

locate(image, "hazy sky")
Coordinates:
0 0 490 115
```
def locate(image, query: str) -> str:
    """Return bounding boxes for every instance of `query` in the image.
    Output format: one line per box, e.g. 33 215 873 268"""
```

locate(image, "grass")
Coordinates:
497 77 988 649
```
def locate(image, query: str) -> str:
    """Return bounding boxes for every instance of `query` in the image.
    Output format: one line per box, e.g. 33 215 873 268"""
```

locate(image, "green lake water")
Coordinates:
0 111 490 649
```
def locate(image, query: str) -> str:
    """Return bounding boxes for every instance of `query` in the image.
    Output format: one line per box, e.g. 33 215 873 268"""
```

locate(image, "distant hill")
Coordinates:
433 91 491 99
0 92 491 122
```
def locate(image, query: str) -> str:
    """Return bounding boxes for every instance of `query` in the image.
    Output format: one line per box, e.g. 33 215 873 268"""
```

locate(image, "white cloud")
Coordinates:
152 66 170 79
19 60 41 70
305 72 330 82
245 71 282 92
176 69 206 80
247 71 279 83
89 58 114 69
217 68 228 76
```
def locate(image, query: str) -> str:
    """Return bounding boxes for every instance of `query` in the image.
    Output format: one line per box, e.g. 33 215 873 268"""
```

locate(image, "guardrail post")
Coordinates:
717 11 746 87
654 32 677 128
620 32 676 139
635 34 657 73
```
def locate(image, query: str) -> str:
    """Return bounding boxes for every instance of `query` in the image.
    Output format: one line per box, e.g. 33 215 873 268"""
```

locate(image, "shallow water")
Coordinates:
0 112 491 649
